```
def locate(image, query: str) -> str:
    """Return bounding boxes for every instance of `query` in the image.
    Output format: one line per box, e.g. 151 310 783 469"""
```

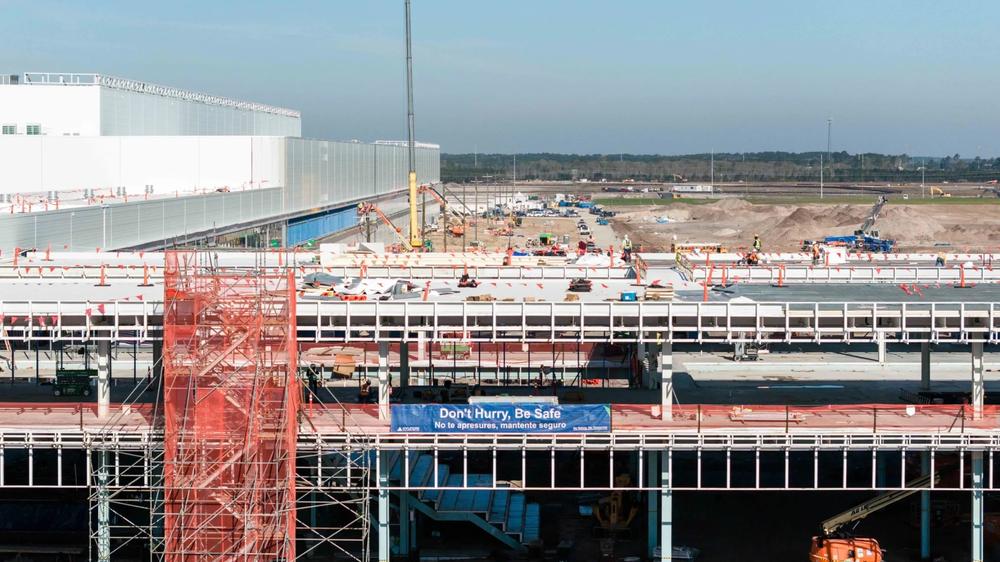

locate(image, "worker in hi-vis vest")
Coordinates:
622 235 633 262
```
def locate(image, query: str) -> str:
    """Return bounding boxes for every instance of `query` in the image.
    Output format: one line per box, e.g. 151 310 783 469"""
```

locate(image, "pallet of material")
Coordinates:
643 285 675 301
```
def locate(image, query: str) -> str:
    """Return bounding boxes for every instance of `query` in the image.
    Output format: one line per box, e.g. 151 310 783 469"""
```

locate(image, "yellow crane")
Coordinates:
405 0 421 249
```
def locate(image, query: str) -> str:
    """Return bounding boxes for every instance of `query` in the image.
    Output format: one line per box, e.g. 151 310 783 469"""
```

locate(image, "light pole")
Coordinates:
820 153 824 199
826 118 833 184
919 163 926 199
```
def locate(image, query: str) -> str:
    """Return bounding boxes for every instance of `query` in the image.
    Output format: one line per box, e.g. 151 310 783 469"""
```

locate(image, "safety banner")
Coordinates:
391 403 611 433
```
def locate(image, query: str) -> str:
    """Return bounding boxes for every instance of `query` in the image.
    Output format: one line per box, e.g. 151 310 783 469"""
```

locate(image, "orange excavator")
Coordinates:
357 202 412 247
810 473 938 561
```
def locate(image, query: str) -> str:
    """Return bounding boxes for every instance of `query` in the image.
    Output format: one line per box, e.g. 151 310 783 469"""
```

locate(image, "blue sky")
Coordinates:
3 0 999 156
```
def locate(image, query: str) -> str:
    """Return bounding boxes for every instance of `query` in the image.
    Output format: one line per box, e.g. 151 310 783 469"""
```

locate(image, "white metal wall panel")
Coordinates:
0 187 286 250
0 137 439 249
99 87 300 136
0 85 101 136
0 136 286 196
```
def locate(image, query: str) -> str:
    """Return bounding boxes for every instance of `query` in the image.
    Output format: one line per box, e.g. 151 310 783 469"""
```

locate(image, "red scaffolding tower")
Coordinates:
162 251 299 561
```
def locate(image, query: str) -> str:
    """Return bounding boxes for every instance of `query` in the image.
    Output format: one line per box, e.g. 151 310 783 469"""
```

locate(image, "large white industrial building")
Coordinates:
0 72 439 249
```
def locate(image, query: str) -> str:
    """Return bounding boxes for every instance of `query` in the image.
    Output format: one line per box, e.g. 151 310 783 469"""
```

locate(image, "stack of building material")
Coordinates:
643 284 675 301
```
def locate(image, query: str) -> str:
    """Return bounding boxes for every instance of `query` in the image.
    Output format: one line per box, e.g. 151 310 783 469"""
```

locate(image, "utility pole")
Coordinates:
920 160 926 199
820 153 824 199
710 149 714 186
405 0 420 248
826 118 833 184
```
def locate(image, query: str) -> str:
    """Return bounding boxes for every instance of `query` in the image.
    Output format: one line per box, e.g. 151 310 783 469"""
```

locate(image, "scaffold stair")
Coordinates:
386 451 540 549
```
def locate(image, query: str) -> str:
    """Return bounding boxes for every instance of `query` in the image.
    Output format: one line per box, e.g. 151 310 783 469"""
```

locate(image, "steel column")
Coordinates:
400 340 410 389
661 451 672 561
96 450 110 562
379 451 391 562
661 342 673 420
399 492 410 555
151 337 163 380
378 341 390 421
96 337 111 419
646 451 659 558
972 451 984 562
877 331 887 365
920 342 931 391
972 342 985 420
921 452 931 560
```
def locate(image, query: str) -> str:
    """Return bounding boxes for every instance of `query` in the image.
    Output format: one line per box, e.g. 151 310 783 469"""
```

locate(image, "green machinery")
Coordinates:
52 344 95 397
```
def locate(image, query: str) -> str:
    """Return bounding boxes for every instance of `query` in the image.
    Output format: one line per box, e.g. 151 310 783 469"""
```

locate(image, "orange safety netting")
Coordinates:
162 251 299 561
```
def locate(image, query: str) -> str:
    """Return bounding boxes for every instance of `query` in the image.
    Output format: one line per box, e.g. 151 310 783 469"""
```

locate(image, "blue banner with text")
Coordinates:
391 403 611 433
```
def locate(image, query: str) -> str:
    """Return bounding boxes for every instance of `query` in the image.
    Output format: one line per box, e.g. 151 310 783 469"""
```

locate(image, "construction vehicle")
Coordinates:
357 202 412 247
418 183 473 238
822 196 895 253
52 369 94 397
930 186 952 198
670 242 727 254
809 472 939 562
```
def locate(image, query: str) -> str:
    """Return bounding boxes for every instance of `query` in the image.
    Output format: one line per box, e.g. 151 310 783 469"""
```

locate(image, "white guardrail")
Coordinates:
0 300 996 344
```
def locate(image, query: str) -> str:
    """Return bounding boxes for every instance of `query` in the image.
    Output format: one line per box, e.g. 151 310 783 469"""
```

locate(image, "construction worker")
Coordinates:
936 252 946 267
622 235 633 263
811 242 821 265
752 234 762 253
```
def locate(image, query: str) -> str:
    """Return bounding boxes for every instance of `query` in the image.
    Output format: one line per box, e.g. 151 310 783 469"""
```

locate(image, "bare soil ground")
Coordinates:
608 199 1000 253
421 216 587 253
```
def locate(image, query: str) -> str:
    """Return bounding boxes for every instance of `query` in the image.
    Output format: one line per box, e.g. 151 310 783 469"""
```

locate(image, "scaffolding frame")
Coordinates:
85 250 372 562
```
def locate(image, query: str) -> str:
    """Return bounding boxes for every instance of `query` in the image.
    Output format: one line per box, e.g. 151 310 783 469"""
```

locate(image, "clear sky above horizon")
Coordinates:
4 0 999 156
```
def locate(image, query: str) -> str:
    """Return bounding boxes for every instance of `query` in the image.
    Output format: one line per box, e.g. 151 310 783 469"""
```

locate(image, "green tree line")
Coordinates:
442 152 1000 183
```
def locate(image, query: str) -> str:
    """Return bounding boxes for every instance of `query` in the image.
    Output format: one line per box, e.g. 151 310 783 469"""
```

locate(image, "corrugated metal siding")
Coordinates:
100 87 300 136
0 139 439 250
286 206 358 246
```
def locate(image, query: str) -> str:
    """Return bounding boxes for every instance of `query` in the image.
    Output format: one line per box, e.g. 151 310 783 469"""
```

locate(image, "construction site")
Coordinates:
2 18 1000 562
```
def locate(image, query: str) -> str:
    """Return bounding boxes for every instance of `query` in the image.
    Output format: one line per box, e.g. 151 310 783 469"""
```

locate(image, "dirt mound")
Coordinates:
774 207 819 229
876 206 946 243
711 198 754 212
